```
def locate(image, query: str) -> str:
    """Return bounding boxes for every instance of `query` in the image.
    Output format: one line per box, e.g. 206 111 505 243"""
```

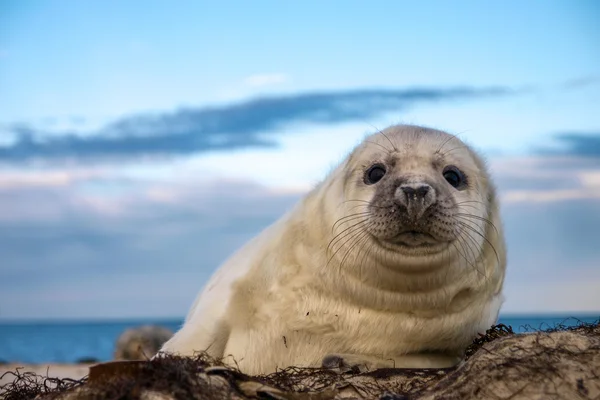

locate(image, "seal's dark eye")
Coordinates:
365 164 386 185
443 166 465 189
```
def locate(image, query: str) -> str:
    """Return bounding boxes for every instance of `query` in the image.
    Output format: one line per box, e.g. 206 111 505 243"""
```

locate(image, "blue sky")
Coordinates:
0 0 599 320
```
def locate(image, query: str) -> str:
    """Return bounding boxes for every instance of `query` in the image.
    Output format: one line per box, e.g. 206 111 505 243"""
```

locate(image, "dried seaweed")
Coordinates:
0 367 87 400
464 323 515 359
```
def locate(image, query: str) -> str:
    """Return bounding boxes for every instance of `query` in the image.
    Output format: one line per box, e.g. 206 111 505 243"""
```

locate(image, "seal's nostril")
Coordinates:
416 186 429 197
401 187 416 196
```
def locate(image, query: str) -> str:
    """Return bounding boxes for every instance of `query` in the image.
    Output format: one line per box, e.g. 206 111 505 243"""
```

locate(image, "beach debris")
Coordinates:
75 357 99 364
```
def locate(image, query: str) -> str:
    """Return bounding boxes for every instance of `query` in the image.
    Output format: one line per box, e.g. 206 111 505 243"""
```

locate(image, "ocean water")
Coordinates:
0 315 597 364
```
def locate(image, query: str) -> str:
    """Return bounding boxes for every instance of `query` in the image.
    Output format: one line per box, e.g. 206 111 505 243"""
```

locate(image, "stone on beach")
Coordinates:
113 325 174 361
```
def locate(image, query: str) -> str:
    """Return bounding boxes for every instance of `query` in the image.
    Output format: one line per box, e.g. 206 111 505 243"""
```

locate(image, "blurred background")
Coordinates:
0 0 598 364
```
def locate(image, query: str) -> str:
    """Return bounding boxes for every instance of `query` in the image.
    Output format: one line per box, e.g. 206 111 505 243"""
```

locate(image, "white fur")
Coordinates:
159 125 507 375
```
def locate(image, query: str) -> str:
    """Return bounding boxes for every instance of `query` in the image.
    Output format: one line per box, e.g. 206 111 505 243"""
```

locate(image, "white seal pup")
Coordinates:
158 124 506 375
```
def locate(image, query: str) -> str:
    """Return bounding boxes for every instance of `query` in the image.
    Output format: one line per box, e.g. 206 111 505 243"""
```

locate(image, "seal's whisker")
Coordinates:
455 213 499 235
454 223 481 267
327 222 370 273
347 204 371 212
450 240 475 275
442 241 455 285
327 218 369 256
456 219 488 243
440 144 471 157
365 140 393 154
339 227 372 275
459 236 486 278
457 219 499 265
332 212 372 232
457 221 500 264
336 200 368 212
378 130 398 152
338 229 369 277
451 238 484 278
367 123 397 152
440 201 483 212
356 232 376 282
342 199 390 210
455 204 482 211
359 229 380 281
434 133 459 155
346 204 392 214
457 225 480 261
454 202 485 211
328 219 369 255
455 226 486 278
454 215 489 237
455 200 486 205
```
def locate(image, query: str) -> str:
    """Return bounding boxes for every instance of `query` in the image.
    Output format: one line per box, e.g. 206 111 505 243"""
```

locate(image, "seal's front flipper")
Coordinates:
157 318 230 361
321 353 392 373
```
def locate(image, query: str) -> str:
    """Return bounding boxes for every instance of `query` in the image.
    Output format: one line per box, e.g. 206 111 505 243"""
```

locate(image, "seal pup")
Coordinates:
158 124 506 375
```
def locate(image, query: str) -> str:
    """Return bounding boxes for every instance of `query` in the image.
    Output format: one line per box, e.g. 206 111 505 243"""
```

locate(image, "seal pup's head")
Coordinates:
326 124 503 275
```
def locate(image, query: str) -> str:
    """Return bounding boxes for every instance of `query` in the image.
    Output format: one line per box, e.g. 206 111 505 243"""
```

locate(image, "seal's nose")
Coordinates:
395 183 436 217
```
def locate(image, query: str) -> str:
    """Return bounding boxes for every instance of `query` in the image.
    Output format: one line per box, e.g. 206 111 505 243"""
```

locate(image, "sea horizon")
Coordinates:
1 311 598 325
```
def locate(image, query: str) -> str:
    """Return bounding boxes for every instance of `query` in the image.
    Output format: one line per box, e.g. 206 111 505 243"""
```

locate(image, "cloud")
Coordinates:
0 169 108 189
0 178 301 320
529 131 600 159
0 85 514 164
0 123 277 164
546 133 600 157
501 198 600 275
502 188 600 203
503 276 600 314
243 73 289 87
490 154 600 203
561 75 600 90
490 155 600 204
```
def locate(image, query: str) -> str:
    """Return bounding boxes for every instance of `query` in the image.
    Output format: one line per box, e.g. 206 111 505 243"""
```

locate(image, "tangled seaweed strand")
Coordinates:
258 365 344 392
0 368 87 400
0 354 240 400
78 353 248 400
542 317 600 334
507 317 600 335
464 323 515 359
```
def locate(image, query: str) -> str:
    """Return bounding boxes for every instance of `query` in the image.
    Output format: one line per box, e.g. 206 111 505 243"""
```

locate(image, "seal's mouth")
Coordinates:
390 230 439 247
